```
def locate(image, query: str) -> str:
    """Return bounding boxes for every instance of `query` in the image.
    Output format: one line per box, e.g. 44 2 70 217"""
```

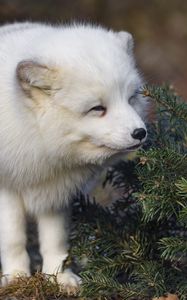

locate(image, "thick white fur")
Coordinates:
0 22 147 289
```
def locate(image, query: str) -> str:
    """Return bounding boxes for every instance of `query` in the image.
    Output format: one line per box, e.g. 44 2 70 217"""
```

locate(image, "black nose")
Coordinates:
131 128 147 140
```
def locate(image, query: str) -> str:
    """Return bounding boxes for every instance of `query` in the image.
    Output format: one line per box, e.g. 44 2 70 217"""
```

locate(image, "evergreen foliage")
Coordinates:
68 85 187 299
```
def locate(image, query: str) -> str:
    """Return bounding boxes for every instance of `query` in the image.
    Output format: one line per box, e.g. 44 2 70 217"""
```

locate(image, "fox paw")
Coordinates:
1 270 29 286
56 268 82 296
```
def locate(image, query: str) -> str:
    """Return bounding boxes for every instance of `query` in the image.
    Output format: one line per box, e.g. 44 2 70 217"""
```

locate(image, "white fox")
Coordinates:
0 22 147 291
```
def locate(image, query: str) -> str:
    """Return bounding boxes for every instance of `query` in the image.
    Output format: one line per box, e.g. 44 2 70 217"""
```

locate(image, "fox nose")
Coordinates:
131 128 147 140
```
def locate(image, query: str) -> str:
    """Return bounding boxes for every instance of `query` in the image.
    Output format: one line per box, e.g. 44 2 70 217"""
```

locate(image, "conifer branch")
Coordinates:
141 85 187 122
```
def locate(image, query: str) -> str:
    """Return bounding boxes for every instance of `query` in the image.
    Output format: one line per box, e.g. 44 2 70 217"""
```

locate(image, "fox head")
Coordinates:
16 25 148 167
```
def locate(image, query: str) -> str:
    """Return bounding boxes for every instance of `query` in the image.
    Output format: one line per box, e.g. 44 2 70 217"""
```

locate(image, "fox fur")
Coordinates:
0 22 147 289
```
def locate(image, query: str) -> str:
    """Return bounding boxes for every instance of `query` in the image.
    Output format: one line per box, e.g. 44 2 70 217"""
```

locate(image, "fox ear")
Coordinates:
17 60 59 95
117 31 134 54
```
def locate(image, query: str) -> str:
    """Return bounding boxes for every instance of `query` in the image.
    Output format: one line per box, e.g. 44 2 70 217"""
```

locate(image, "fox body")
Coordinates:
0 22 147 289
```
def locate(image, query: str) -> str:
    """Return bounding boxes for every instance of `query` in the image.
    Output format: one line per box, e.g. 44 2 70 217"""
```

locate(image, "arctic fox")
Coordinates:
0 22 147 290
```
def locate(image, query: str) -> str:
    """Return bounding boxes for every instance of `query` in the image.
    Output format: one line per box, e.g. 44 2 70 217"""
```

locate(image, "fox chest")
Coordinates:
21 171 88 215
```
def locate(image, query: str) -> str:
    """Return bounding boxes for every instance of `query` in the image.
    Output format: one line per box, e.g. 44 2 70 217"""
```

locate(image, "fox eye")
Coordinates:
91 105 105 111
128 88 140 104
128 92 138 105
88 105 106 116
128 95 135 104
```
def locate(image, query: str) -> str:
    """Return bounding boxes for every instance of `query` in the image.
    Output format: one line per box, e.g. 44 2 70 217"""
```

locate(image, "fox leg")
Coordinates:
0 189 30 285
37 210 81 295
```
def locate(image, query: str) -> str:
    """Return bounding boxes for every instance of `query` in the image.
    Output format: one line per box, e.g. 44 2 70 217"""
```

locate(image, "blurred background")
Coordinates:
0 0 186 98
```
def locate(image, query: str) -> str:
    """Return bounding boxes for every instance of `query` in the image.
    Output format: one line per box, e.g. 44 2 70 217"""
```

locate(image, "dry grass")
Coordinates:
0 273 79 300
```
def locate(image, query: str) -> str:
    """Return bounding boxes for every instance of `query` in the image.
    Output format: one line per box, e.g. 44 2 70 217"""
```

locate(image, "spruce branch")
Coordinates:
176 177 187 199
177 280 187 300
141 85 187 123
159 237 187 263
179 207 187 226
132 261 167 297
80 271 145 299
135 148 187 222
